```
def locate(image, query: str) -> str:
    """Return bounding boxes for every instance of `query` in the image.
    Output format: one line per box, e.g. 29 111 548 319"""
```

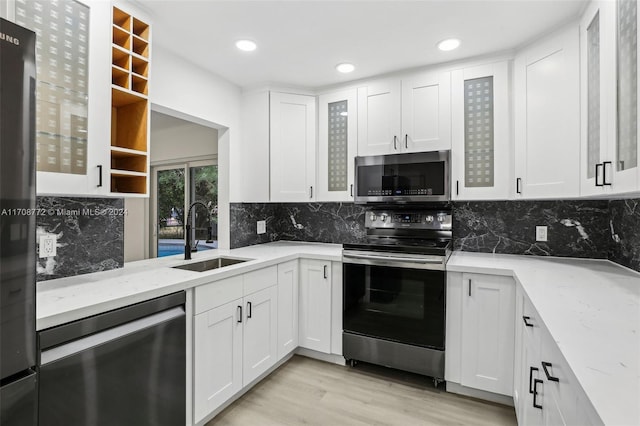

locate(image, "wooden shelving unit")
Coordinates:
110 6 150 195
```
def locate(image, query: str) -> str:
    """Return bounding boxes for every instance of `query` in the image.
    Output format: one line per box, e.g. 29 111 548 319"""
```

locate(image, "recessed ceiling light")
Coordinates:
336 63 355 73
236 40 257 52
437 38 461 51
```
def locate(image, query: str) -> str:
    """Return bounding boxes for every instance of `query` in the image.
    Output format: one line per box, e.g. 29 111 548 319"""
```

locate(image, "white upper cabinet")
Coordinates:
357 72 451 156
402 71 451 152
514 25 581 199
580 0 638 196
357 80 402 155
451 61 511 200
317 89 358 201
270 92 317 202
611 0 639 193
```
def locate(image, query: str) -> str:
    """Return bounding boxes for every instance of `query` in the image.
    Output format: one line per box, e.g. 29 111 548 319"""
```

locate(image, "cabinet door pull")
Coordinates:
533 379 543 409
456 180 459 196
309 186 313 199
541 361 559 382
247 302 252 319
350 184 353 197
237 305 243 323
516 177 522 194
529 366 539 393
603 161 612 186
595 163 604 187
523 316 534 327
97 165 103 188
323 265 328 279
393 136 398 150
404 134 408 149
468 279 472 297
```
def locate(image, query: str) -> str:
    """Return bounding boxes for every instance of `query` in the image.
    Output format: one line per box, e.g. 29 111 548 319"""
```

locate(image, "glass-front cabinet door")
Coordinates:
15 0 112 195
451 61 510 200
613 0 639 192
317 89 357 201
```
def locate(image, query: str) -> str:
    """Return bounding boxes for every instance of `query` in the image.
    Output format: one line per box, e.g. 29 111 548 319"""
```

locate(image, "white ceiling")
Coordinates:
137 0 588 89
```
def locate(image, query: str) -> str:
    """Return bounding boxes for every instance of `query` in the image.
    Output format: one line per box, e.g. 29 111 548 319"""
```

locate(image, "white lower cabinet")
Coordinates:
446 272 515 396
460 273 515 396
299 259 332 353
242 286 278 385
193 299 243 423
277 260 299 359
514 287 602 426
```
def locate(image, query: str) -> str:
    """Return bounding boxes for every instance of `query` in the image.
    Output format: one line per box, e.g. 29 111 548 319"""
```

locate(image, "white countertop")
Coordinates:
36 241 342 330
448 252 640 426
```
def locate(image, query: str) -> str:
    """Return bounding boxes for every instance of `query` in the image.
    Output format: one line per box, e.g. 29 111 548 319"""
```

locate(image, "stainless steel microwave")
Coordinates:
354 151 450 204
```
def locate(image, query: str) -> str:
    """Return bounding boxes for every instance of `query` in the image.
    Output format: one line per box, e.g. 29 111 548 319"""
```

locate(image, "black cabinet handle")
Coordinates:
97 165 103 188
393 135 398 150
603 161 612 186
350 184 353 197
523 316 534 327
237 305 242 323
541 361 559 382
456 180 459 196
533 379 543 409
309 186 313 199
405 134 408 149
247 302 252 319
529 366 539 393
468 279 472 297
323 265 328 279
516 177 522 194
595 163 604 187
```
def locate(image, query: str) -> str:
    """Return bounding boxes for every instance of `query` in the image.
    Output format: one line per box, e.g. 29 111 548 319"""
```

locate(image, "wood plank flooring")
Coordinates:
207 355 517 426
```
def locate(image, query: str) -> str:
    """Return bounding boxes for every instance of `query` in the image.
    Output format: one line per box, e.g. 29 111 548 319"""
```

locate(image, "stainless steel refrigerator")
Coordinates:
0 18 38 426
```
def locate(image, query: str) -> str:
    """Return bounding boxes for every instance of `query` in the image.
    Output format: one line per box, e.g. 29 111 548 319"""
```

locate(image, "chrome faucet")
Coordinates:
184 201 213 260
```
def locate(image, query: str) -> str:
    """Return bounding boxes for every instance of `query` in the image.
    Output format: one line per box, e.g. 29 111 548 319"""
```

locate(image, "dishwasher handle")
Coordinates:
40 306 185 366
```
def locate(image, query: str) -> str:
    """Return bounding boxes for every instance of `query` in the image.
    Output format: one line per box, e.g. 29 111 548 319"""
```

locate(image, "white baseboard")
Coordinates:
446 382 514 407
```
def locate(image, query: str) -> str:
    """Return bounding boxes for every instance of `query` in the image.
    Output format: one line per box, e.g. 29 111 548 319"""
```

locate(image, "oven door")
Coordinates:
342 255 445 350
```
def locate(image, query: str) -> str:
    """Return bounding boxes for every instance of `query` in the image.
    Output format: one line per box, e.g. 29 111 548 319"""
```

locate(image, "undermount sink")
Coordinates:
172 257 250 272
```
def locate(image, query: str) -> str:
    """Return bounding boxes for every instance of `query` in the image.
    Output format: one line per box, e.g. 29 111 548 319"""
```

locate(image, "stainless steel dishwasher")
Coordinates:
38 291 186 426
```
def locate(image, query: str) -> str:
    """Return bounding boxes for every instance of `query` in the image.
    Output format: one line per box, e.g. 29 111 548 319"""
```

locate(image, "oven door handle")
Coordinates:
342 252 445 270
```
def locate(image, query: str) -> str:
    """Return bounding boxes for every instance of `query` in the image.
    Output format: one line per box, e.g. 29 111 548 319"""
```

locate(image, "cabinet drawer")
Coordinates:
244 266 277 295
540 328 578 425
521 294 541 352
194 275 243 315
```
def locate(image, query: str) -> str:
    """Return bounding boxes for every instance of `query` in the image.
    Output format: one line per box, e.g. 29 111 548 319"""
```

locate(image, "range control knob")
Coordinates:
425 215 434 223
380 214 388 222
370 214 377 222
437 215 447 223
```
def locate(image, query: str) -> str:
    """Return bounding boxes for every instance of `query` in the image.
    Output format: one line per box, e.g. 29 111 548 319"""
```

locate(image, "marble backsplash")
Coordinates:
36 197 124 281
608 198 640 272
231 199 640 272
452 200 611 259
230 202 367 248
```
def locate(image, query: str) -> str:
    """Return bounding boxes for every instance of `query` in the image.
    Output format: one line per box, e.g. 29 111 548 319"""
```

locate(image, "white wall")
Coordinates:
124 198 148 262
150 112 218 164
150 45 243 250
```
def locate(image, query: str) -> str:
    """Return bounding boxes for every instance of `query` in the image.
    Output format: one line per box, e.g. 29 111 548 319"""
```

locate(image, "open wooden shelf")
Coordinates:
113 7 131 31
112 25 130 50
110 6 150 196
131 56 148 78
111 174 147 194
132 17 149 40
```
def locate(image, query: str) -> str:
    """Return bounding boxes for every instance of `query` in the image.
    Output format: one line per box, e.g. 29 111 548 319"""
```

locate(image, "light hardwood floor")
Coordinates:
207 356 517 426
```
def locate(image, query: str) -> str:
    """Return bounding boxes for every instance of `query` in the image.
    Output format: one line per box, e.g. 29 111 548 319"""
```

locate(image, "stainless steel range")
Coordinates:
342 208 451 385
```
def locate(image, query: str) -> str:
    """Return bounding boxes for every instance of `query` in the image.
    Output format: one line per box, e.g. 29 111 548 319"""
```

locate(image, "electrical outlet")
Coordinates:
39 234 57 258
536 226 548 242
257 220 266 235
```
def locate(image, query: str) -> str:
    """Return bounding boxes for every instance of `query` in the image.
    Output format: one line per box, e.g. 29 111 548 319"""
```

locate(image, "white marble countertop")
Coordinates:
448 252 640 426
36 241 342 330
